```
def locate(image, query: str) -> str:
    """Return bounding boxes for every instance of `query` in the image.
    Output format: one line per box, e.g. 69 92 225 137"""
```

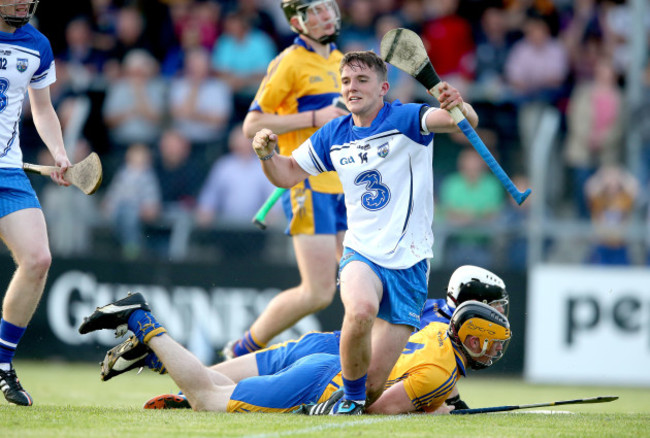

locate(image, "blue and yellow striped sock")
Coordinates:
232 330 266 357
127 310 166 344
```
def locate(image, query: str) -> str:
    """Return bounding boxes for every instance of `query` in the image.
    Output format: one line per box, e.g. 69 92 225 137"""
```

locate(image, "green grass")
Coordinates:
1 361 649 437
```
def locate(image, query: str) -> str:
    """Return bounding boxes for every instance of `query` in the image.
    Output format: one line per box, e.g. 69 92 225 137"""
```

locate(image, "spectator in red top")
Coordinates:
421 0 474 95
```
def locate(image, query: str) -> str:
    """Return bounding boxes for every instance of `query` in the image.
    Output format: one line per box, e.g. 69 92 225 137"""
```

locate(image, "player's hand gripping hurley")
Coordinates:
23 152 103 195
380 28 531 205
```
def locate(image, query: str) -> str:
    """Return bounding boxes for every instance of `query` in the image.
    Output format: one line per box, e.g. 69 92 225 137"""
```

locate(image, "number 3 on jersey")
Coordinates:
355 170 391 210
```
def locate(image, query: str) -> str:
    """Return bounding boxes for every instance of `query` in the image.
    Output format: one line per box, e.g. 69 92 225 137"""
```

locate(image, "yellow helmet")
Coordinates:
448 301 512 370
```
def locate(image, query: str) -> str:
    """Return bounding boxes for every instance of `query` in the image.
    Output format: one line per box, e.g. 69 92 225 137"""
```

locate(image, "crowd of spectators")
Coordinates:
18 0 649 267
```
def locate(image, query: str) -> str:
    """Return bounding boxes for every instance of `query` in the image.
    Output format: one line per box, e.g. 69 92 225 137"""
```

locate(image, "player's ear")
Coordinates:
379 80 390 97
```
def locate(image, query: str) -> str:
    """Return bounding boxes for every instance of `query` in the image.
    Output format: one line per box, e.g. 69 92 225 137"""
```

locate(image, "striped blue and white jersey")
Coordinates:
0 24 56 168
293 100 437 269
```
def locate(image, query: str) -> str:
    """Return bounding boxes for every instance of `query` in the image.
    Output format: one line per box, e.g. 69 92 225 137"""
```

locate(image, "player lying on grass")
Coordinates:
105 265 507 410
78 291 510 414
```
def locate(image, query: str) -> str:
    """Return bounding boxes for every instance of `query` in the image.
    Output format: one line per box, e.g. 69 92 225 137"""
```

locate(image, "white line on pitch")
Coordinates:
243 416 407 438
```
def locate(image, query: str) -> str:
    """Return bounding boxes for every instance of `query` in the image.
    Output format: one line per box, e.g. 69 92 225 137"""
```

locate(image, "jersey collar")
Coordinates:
294 36 337 53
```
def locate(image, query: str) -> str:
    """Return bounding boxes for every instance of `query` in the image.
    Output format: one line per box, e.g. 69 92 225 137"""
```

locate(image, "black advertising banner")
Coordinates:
0 255 526 374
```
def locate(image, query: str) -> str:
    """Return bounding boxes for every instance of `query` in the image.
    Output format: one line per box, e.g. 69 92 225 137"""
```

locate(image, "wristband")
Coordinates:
259 151 275 161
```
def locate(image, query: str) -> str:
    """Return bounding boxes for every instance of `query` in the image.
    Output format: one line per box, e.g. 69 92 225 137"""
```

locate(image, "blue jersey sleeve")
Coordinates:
390 102 434 146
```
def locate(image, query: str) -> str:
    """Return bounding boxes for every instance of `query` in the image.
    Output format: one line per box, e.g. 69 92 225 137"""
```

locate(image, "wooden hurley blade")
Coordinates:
65 152 103 195
380 28 431 78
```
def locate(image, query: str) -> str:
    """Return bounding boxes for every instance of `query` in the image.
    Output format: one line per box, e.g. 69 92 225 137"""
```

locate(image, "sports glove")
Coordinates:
446 394 470 410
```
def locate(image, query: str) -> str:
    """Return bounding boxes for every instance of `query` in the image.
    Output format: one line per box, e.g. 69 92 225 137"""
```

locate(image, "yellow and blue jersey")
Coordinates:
385 322 466 412
249 37 343 194
227 323 464 413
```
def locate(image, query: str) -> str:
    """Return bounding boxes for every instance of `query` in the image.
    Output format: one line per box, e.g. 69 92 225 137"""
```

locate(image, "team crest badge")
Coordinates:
16 58 28 72
377 142 389 158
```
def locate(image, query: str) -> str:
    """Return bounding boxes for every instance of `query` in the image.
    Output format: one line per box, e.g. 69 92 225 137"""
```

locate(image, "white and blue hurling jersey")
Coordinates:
0 24 56 168
293 101 437 269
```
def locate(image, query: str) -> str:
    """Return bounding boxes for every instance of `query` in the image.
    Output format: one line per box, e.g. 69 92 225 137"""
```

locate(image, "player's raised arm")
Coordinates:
424 82 478 134
252 129 310 188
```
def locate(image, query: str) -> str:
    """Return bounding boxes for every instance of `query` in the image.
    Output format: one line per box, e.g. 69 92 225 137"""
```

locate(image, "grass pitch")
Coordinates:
1 361 648 438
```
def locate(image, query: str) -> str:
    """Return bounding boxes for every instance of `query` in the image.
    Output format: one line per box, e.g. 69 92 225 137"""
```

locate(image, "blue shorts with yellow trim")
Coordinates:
256 331 341 376
282 181 347 236
340 247 429 329
0 168 41 218
227 353 343 413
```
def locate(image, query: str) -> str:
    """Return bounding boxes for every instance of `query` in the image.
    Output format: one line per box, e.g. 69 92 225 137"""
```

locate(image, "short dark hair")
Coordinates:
340 51 388 82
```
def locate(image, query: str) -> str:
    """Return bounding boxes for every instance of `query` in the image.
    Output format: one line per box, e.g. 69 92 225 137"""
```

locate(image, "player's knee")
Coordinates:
345 301 378 326
21 249 52 277
301 282 337 310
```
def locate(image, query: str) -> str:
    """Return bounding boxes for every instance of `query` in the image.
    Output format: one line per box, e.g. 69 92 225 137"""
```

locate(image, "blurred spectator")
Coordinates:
504 11 569 167
585 165 639 265
237 0 280 49
504 11 569 99
152 130 202 259
559 0 607 83
195 124 277 227
564 57 623 218
58 16 107 81
439 148 505 268
338 0 377 52
108 6 152 62
161 21 203 78
102 143 162 259
39 140 99 257
169 46 232 161
421 0 475 95
211 10 276 120
102 50 166 154
470 7 519 103
170 0 221 51
154 129 202 211
89 0 119 54
396 0 427 35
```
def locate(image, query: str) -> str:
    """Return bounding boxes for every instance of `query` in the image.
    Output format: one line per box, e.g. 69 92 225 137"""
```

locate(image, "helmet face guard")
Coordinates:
282 0 340 45
0 0 39 28
449 301 512 370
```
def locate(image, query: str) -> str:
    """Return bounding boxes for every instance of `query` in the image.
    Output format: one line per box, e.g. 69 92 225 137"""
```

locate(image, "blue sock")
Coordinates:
342 374 367 402
232 330 266 357
144 352 167 374
127 310 166 344
0 319 26 365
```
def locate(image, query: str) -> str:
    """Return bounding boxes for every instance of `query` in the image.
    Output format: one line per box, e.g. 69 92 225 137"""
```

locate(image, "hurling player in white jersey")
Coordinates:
252 50 479 414
0 0 72 406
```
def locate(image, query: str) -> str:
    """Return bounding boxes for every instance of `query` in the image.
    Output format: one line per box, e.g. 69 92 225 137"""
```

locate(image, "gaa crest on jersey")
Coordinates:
16 58 28 73
377 142 389 158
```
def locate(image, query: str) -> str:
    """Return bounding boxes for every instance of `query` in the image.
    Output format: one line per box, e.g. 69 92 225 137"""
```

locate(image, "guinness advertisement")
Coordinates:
0 255 526 374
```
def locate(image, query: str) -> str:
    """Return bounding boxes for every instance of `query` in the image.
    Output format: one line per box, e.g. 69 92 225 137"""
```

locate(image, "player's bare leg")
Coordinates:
147 334 235 412
337 260 382 412
365 319 412 405
0 209 51 326
209 352 260 383
0 208 51 406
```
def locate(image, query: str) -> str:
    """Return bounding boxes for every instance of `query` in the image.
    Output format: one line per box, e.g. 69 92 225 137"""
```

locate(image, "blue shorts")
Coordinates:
340 247 429 329
256 331 341 376
228 353 342 413
282 181 347 236
0 168 41 218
